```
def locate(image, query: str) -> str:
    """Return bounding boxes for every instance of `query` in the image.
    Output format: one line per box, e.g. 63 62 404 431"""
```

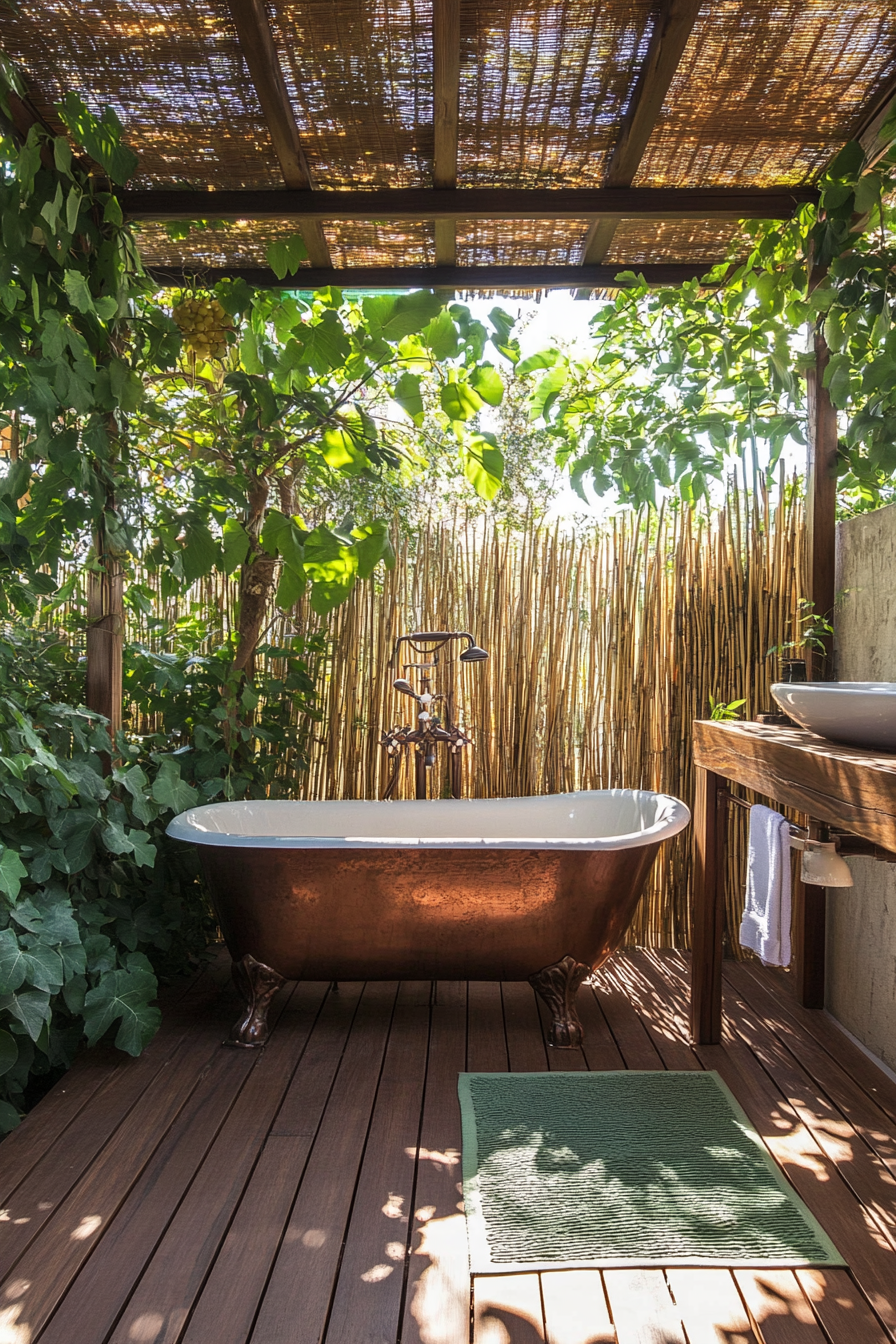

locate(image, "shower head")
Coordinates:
459 644 489 663
392 678 419 699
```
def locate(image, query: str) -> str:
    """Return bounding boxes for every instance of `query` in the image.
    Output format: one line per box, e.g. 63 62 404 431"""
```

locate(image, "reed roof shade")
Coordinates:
2 0 896 288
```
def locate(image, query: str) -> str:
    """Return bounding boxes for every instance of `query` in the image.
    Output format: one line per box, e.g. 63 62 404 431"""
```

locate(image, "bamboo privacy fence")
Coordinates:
42 480 805 953
295 480 806 952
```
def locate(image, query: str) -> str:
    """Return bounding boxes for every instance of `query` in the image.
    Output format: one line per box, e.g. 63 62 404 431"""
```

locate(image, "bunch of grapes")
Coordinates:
172 294 233 361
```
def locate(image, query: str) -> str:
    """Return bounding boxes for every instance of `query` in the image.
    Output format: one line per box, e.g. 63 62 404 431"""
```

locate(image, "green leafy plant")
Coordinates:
766 599 835 660
708 695 747 722
123 635 325 800
129 284 515 686
517 125 896 511
0 629 213 1131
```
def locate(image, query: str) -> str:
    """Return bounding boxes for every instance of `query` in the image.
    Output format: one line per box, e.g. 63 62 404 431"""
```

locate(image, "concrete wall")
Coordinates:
829 502 896 1072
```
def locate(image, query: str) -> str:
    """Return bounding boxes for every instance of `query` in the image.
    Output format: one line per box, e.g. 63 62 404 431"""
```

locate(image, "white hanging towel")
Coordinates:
739 804 792 967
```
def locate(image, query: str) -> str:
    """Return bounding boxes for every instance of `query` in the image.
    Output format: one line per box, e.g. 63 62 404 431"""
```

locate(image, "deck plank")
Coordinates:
699 1030 896 1341
795 1267 891 1344
503 983 549 1073
324 982 432 1344
734 1270 827 1344
654 959 896 1341
103 984 322 1344
725 960 896 1179
635 954 896 1341
540 1269 615 1343
468 982 508 1073
402 982 469 1344
665 1268 758 1344
181 982 366 1344
602 1268 686 1344
40 983 327 1344
734 961 896 1128
0 1005 236 1337
0 975 234 1267
577 988 626 1073
474 1273 546 1342
247 982 400 1344
589 967 664 1071
623 953 702 1071
0 953 893 1344
0 955 233 1216
724 981 896 1251
0 1045 122 1203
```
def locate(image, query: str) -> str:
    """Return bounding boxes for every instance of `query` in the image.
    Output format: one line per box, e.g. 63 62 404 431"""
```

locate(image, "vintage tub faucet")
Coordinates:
380 630 488 799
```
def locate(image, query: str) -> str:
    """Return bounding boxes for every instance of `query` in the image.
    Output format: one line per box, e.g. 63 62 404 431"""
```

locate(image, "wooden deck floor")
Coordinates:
2 951 896 1344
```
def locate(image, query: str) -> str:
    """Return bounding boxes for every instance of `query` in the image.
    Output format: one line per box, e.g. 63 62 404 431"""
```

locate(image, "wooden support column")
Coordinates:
805 323 838 680
433 0 461 268
855 73 896 170
225 0 331 267
580 0 702 269
690 766 726 1044
85 521 124 740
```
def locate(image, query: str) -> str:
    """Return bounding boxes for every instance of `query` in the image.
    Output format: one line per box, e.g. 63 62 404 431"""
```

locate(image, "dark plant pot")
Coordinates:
780 659 808 683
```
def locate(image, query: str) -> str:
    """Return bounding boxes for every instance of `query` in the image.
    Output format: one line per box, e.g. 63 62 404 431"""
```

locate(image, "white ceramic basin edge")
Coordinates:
770 681 896 752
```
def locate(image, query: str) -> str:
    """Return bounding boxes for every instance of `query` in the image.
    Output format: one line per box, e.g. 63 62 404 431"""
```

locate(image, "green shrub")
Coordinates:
123 633 325 801
0 629 214 1131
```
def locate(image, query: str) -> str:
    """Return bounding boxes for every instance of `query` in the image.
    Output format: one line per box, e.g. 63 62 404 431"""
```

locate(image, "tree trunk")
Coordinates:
85 515 124 737
232 553 277 677
232 471 275 679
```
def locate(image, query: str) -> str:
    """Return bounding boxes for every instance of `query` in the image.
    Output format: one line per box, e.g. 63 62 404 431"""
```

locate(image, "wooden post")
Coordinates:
791 820 827 1008
690 766 726 1044
798 318 837 1004
805 322 838 680
85 520 124 739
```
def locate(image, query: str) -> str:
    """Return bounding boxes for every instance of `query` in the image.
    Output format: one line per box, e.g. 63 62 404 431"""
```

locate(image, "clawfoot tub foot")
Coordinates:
529 955 591 1049
227 954 285 1047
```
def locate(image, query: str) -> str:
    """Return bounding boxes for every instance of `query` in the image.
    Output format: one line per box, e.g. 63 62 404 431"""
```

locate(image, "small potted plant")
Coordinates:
766 599 835 682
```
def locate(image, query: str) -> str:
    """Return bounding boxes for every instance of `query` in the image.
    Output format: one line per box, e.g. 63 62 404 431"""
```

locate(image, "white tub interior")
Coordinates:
166 790 690 850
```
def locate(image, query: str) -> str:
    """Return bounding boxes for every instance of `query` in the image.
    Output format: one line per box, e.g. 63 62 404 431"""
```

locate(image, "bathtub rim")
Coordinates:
166 788 690 851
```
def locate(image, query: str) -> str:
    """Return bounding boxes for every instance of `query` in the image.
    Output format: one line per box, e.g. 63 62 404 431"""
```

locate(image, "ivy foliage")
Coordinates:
0 64 175 611
520 116 896 511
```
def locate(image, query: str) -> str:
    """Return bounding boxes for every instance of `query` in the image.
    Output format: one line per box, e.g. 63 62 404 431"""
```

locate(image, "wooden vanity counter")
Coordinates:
690 720 896 1044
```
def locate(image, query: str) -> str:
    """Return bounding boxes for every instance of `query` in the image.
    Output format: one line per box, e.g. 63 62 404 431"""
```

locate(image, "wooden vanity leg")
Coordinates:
690 767 726 1045
792 823 826 1008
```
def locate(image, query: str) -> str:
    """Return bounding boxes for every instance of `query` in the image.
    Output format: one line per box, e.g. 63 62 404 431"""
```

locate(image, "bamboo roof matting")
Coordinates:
1 0 895 288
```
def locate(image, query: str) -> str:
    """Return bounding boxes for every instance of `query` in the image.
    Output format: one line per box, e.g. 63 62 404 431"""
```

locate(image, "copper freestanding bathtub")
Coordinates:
167 790 690 1048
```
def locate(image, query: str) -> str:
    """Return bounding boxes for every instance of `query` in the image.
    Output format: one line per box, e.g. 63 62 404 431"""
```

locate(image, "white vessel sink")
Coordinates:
770 682 896 752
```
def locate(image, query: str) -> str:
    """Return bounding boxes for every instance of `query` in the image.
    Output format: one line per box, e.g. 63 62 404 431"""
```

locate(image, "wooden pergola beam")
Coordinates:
581 0 702 265
224 0 331 267
124 185 815 222
433 0 461 265
146 262 712 290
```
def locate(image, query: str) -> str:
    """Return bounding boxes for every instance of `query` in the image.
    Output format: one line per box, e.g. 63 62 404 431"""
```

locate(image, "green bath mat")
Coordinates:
459 1071 844 1272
